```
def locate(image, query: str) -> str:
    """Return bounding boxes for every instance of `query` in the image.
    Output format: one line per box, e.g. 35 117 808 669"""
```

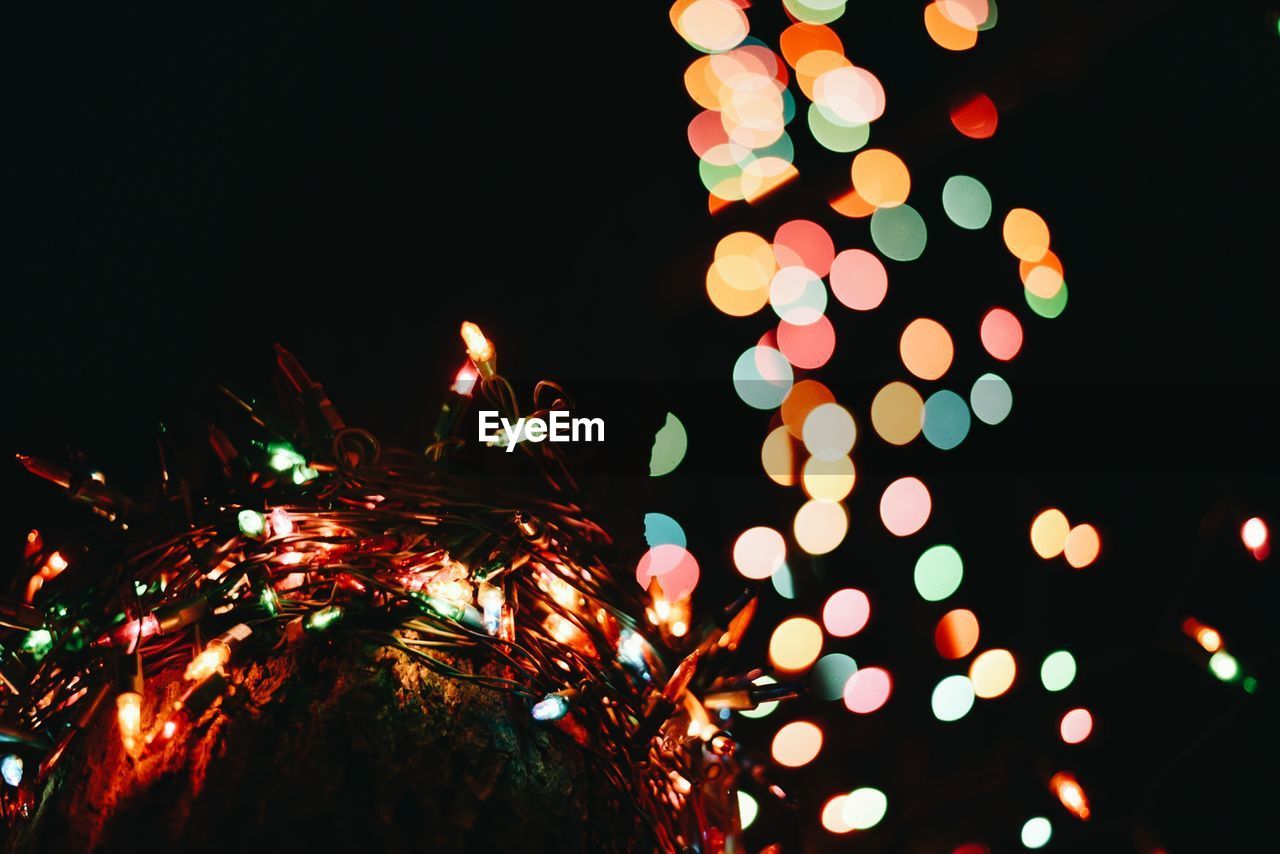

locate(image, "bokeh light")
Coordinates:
1002 208 1051 262
812 653 859 700
1024 279 1068 319
829 248 888 310
900 318 954 380
870 203 928 261
784 0 848 26
644 513 687 549
770 616 824 671
782 379 836 439
914 545 964 602
879 476 932 536
949 92 998 139
922 389 971 450
852 149 911 208
1209 650 1240 682
932 674 976 721
635 544 701 601
1060 708 1093 744
1063 523 1101 568
871 381 924 445
762 425 796 486
823 588 871 637
970 373 1013 426
822 794 855 833
1030 508 1070 559
980 307 1023 361
794 499 849 554
802 455 856 502
842 787 888 829
1242 516 1268 550
802 402 857 460
734 345 794 409
778 314 836 368
740 675 782 719
733 526 787 579
772 562 796 599
1020 817 1052 849
935 609 981 659
1040 650 1077 692
649 412 688 477
738 791 759 830
769 266 828 325
924 2 979 51
969 649 1016 698
671 0 750 53
772 720 824 767
843 666 892 713
941 174 992 229
774 219 836 277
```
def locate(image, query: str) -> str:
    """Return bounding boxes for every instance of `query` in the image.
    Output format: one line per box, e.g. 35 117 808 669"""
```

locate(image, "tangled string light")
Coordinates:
2 325 789 852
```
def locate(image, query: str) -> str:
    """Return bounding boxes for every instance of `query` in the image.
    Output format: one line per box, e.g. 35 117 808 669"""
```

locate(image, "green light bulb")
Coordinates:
304 605 343 633
22 629 54 660
267 442 307 472
1209 651 1240 682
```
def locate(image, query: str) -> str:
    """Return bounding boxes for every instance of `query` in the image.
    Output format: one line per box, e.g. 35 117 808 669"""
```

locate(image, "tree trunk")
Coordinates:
7 641 638 853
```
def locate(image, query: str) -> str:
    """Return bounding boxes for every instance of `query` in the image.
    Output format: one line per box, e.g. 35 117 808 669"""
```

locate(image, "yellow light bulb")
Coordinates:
459 321 496 376
116 692 143 758
184 645 230 682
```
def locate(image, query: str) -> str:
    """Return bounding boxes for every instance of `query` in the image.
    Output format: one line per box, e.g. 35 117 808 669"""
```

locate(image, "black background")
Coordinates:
7 2 1279 851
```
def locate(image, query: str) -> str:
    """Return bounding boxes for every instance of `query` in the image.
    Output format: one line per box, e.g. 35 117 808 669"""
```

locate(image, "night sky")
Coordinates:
7 2 1279 851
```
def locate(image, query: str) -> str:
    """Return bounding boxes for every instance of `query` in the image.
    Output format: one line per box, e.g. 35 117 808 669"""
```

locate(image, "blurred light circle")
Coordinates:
769 266 828 326
879 476 932 536
778 314 837 369
1020 817 1052 849
1243 517 1268 550
802 402 857 460
1030 509 1070 559
871 381 924 445
707 263 770 316
740 675 781 719
794 499 849 555
823 588 871 637
922 389 971 450
738 791 759 830
1002 208 1051 262
1024 279 1068 319
970 373 1013 426
771 562 796 599
949 92 998 139
649 412 688 477
829 188 876 218
795 48 851 99
1024 264 1064 299
635 544 701 600
935 609 980 659
782 379 836 439
932 674 976 722
851 149 910 208
772 720 824 767
870 204 928 261
808 104 870 152
941 175 992 229
644 513 687 549
673 0 750 53
980 308 1023 361
762 425 796 486
1040 650 1077 692
1064 524 1100 568
1019 249 1063 289
924 1 979 51
822 795 855 833
841 787 888 829
814 66 885 126
733 346 794 410
734 526 788 580
783 0 848 27
812 653 858 700
774 219 836 277
915 544 964 601
843 666 892 713
938 0 991 29
900 318 954 380
779 22 843 68
830 248 888 310
1060 708 1093 744
803 455 856 502
969 649 1016 698
770 616 824 671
